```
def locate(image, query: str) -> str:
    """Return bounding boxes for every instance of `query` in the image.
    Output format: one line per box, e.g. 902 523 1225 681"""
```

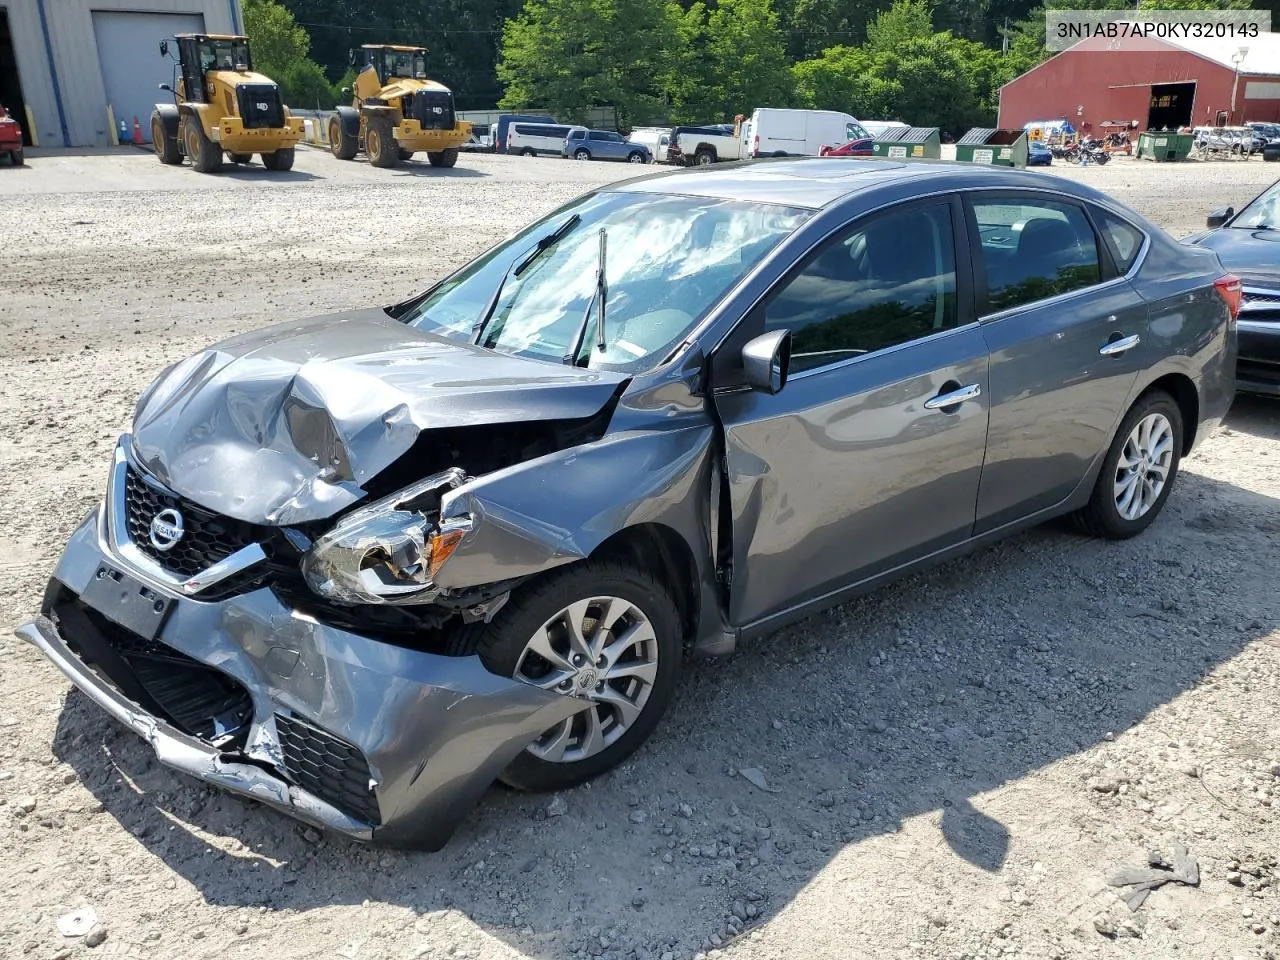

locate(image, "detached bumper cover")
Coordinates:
16 507 581 850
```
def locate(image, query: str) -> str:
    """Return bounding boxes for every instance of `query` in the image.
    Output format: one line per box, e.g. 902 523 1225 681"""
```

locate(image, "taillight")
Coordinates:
1214 274 1243 327
752 134 759 157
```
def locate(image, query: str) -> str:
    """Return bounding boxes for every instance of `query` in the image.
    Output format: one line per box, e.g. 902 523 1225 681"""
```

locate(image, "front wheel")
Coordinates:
462 560 682 792
260 148 294 171
181 117 222 173
329 116 358 160
399 148 414 162
1072 390 1183 539
151 113 181 165
366 116 398 168
427 148 458 168
227 153 252 164
10 148 22 166
627 151 645 164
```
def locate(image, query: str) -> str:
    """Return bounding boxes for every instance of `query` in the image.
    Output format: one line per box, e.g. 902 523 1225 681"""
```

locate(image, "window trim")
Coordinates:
962 189 1151 324
752 194 976 382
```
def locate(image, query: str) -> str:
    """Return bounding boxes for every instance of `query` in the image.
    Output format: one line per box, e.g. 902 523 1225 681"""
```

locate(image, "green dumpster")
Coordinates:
870 126 942 160
1137 130 1193 161
955 128 1028 168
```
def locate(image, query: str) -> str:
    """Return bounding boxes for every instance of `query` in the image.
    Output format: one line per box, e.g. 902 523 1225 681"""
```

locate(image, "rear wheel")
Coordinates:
398 148 414 162
10 148 23 166
695 149 715 165
366 116 398 168
261 148 294 171
329 116 358 160
181 116 222 173
459 560 682 792
228 152 252 164
427 148 458 168
520 148 535 157
573 148 590 161
1072 390 1183 540
151 113 181 165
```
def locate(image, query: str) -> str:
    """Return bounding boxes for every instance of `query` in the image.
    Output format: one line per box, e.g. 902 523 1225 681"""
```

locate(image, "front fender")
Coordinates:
335 104 360 139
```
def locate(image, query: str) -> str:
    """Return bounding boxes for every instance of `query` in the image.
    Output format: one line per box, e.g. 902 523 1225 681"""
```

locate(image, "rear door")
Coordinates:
968 191 1151 532
713 196 992 626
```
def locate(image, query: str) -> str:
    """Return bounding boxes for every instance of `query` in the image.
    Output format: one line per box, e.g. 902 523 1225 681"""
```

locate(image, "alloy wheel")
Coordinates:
515 596 659 763
1114 412 1174 521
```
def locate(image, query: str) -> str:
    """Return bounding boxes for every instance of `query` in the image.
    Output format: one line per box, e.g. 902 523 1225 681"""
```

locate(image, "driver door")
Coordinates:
712 197 991 626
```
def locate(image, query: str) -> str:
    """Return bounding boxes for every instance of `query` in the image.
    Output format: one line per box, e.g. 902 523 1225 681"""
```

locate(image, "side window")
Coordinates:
1094 208 1145 273
847 122 867 140
764 202 958 374
972 198 1101 314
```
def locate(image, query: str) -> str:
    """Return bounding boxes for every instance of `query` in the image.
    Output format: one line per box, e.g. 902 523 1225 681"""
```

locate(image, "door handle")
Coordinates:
1099 333 1141 356
924 383 982 410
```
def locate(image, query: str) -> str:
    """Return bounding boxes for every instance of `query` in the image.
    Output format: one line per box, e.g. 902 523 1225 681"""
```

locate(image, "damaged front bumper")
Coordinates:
16 474 583 849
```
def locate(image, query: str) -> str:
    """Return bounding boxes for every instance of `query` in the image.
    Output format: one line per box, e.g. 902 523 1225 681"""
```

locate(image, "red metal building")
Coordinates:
999 32 1280 133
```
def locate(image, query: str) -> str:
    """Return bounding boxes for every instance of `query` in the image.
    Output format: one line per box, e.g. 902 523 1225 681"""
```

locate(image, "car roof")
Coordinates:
608 157 1104 210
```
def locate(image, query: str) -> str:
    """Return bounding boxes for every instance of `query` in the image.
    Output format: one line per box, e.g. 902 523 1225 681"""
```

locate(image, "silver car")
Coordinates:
18 159 1237 849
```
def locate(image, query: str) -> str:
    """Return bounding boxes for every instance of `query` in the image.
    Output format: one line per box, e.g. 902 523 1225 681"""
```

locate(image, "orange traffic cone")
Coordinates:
132 116 143 145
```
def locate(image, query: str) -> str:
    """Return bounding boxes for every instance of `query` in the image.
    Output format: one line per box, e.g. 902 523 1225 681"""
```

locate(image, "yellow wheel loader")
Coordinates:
329 45 472 169
151 34 304 173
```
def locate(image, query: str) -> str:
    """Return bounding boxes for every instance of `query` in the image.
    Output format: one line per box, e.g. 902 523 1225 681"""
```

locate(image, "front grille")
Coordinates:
411 89 455 131
124 465 261 579
236 83 285 129
275 714 381 825
56 595 254 744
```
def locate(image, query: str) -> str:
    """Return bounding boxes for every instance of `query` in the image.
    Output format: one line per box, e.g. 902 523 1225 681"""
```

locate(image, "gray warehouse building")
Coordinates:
1 0 243 147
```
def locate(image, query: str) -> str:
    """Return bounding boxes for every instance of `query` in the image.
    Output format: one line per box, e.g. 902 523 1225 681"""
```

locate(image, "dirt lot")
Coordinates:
1 146 1278 960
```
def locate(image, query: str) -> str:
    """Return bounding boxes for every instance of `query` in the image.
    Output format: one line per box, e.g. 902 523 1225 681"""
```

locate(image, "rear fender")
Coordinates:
152 103 180 140
334 104 360 139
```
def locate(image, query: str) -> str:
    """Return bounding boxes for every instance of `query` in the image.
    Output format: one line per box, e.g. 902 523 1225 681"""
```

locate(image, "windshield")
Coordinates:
1234 180 1280 229
383 50 427 80
402 192 809 372
200 40 251 72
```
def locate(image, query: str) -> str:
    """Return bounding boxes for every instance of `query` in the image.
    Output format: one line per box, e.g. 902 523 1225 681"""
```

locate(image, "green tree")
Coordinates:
864 0 934 51
498 0 688 128
792 45 902 116
243 0 341 107
701 0 796 117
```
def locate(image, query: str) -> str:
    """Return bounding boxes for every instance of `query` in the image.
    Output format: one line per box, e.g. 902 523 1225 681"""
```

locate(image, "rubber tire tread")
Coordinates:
1070 389 1183 540
261 148 295 171
427 148 458 168
152 113 182 165
183 117 222 173
450 559 682 792
366 115 398 168
329 117 358 160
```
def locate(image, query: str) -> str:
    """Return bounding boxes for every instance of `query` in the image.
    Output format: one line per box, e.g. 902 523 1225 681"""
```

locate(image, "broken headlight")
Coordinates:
300 468 471 605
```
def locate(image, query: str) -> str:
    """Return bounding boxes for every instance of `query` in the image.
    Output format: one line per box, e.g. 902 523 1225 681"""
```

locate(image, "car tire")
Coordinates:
260 148 294 171
1072 389 1183 540
458 559 683 792
574 148 590 161
427 148 458 168
11 148 23 166
151 113 182 165
694 149 715 165
329 116 358 160
521 148 535 157
366 115 398 168
181 116 222 173
627 151 645 164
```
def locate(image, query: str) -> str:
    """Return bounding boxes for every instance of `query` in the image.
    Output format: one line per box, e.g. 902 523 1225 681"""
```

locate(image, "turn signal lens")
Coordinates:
1214 274 1243 327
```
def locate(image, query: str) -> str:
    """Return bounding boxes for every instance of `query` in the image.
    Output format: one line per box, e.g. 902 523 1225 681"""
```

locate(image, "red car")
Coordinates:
0 104 23 166
819 137 874 157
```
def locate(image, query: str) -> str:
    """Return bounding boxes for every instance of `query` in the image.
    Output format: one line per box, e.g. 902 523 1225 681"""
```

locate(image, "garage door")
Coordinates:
93 11 205 143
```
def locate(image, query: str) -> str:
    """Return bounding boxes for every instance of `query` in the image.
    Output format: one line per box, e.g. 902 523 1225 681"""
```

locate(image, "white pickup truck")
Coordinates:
667 123 745 165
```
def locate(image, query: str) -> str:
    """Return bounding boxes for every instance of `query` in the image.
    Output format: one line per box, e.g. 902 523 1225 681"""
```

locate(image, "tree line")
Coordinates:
250 0 1273 133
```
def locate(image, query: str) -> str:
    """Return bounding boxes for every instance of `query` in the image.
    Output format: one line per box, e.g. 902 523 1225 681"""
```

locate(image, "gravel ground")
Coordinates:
1 147 1278 960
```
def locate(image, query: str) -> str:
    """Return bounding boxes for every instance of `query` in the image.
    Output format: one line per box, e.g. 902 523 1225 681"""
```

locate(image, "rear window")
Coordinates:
1094 209 1145 273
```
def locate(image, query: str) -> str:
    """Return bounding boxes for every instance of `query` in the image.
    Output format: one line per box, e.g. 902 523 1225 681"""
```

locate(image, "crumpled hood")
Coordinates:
130 309 627 525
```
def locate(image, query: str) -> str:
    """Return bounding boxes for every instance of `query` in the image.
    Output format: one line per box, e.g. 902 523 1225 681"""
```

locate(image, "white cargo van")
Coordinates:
860 120 910 139
742 109 870 158
506 122 575 156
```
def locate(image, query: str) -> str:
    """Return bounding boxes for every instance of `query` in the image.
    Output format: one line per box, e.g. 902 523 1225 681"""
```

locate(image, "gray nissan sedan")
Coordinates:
19 159 1237 849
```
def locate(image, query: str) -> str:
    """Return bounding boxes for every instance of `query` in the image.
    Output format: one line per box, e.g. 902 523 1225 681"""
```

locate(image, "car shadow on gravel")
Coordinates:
215 167 324 183
51 452 1280 958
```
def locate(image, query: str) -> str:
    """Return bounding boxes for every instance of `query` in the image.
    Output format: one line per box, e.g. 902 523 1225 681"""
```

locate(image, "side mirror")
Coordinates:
341 87 351 98
1207 206 1233 228
159 83 172 92
159 40 169 57
742 329 791 394
348 49 356 66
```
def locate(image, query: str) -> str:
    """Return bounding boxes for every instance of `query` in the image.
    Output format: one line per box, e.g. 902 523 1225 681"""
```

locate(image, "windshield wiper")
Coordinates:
472 214 582 345
564 228 608 366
